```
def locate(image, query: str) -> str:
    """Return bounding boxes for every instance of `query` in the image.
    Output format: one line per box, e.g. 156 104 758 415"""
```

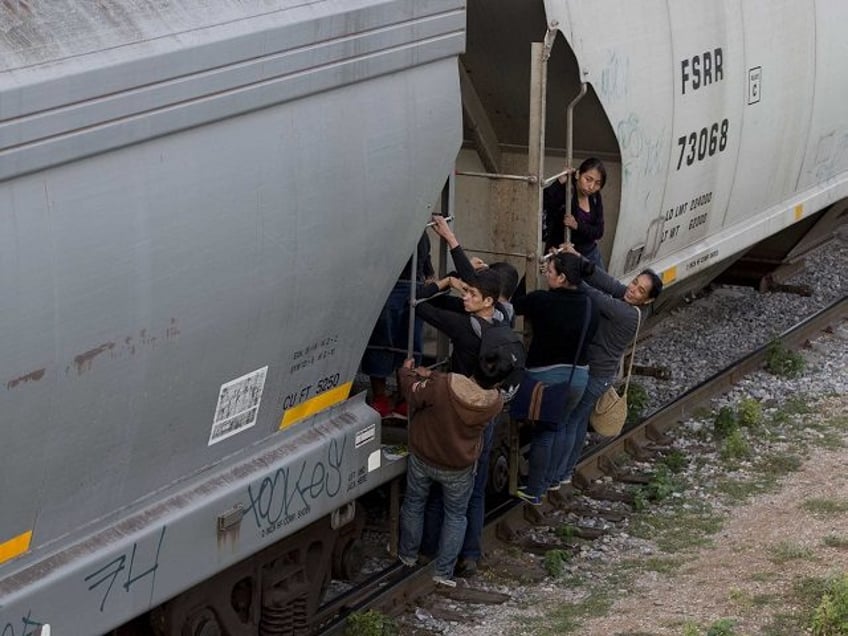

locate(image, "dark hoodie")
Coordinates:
397 368 504 470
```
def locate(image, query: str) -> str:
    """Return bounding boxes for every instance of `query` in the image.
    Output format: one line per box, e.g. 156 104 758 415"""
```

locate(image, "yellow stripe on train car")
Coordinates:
279 382 353 430
0 530 32 565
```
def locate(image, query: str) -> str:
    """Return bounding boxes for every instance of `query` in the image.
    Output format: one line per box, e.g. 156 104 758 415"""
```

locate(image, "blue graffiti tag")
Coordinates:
245 437 346 536
1 610 43 636
83 526 167 612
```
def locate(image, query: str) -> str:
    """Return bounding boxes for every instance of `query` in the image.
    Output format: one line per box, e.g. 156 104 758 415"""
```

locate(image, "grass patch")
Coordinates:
756 452 803 477
626 382 649 425
720 428 750 461
738 397 764 428
758 576 831 636
822 534 848 549
659 448 688 473
633 464 684 511
345 609 397 636
810 429 847 451
801 498 848 516
765 339 806 378
768 540 815 564
543 549 572 577
716 475 771 502
716 450 803 502
628 501 724 553
713 406 738 439
811 572 848 635
524 588 614 635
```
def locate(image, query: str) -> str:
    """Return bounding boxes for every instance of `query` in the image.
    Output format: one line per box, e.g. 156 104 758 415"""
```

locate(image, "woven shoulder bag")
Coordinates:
590 306 642 438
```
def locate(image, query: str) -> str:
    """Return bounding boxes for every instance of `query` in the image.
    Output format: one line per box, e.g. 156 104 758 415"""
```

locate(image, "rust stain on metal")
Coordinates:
2 0 33 16
6 367 45 389
73 342 115 374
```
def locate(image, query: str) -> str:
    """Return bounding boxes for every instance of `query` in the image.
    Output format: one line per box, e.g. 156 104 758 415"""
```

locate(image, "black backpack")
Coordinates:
469 315 526 401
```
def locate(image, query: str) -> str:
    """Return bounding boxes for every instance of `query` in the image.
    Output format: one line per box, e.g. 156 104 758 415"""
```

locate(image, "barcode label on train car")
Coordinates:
208 366 268 445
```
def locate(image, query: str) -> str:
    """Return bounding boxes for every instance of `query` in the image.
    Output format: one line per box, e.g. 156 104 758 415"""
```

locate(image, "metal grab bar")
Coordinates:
454 169 538 184
564 81 588 244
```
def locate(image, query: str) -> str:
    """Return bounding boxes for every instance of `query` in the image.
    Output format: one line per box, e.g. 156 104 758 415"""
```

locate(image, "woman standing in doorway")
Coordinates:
543 157 607 270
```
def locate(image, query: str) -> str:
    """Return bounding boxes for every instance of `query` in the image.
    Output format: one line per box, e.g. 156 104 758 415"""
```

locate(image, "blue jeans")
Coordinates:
525 366 588 496
580 243 606 272
399 454 474 579
556 374 615 482
419 418 495 563
361 280 423 376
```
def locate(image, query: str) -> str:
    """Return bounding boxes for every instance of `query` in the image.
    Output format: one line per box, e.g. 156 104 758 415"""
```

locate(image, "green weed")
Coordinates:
811 573 848 635
706 618 738 635
714 406 738 439
769 541 815 564
738 397 764 427
720 428 750 461
765 340 805 378
626 382 649 424
823 535 848 549
660 448 688 473
543 549 571 577
801 498 848 516
345 609 398 636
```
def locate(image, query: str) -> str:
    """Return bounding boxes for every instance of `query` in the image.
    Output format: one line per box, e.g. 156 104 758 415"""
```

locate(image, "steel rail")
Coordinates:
313 295 847 634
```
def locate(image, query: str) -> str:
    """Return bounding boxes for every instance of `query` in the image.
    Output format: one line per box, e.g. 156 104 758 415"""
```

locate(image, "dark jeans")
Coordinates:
557 374 615 482
361 280 423 376
580 242 606 272
420 418 495 563
399 454 474 579
524 366 588 496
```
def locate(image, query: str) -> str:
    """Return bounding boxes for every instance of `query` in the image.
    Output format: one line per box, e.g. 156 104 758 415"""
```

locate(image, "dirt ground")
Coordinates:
435 395 848 636
556 396 848 635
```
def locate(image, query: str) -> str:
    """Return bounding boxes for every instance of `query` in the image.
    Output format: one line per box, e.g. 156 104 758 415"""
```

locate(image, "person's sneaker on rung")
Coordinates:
515 487 542 506
391 399 408 419
432 575 457 588
547 482 561 492
560 477 572 486
398 554 417 567
371 394 393 419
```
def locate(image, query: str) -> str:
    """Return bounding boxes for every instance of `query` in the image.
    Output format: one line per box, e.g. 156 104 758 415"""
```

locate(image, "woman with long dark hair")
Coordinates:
543 157 607 270
509 252 598 505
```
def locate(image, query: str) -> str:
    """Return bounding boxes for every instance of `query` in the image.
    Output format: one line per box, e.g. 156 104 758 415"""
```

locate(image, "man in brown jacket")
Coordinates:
395 348 513 587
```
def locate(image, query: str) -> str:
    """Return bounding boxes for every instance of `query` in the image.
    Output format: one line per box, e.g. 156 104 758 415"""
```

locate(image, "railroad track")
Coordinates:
316 295 848 635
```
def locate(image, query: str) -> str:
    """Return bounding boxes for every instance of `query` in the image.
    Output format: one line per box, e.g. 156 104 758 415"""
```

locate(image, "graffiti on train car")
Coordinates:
1 610 44 636
83 527 167 613
245 437 347 538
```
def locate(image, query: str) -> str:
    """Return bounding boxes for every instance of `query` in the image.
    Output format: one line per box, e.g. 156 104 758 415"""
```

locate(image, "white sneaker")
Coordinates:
398 554 417 567
433 575 457 588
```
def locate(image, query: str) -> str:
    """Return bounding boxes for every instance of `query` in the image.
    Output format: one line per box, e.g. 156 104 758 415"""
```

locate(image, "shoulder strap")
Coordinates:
564 298 593 388
469 314 483 339
622 307 642 397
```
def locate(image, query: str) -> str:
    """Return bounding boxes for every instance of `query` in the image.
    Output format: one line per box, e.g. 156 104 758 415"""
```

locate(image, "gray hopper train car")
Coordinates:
3 0 848 634
1 1 463 634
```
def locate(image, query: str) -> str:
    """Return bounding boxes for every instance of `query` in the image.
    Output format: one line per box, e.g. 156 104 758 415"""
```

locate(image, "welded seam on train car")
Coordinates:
0 33 464 180
0 4 465 122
